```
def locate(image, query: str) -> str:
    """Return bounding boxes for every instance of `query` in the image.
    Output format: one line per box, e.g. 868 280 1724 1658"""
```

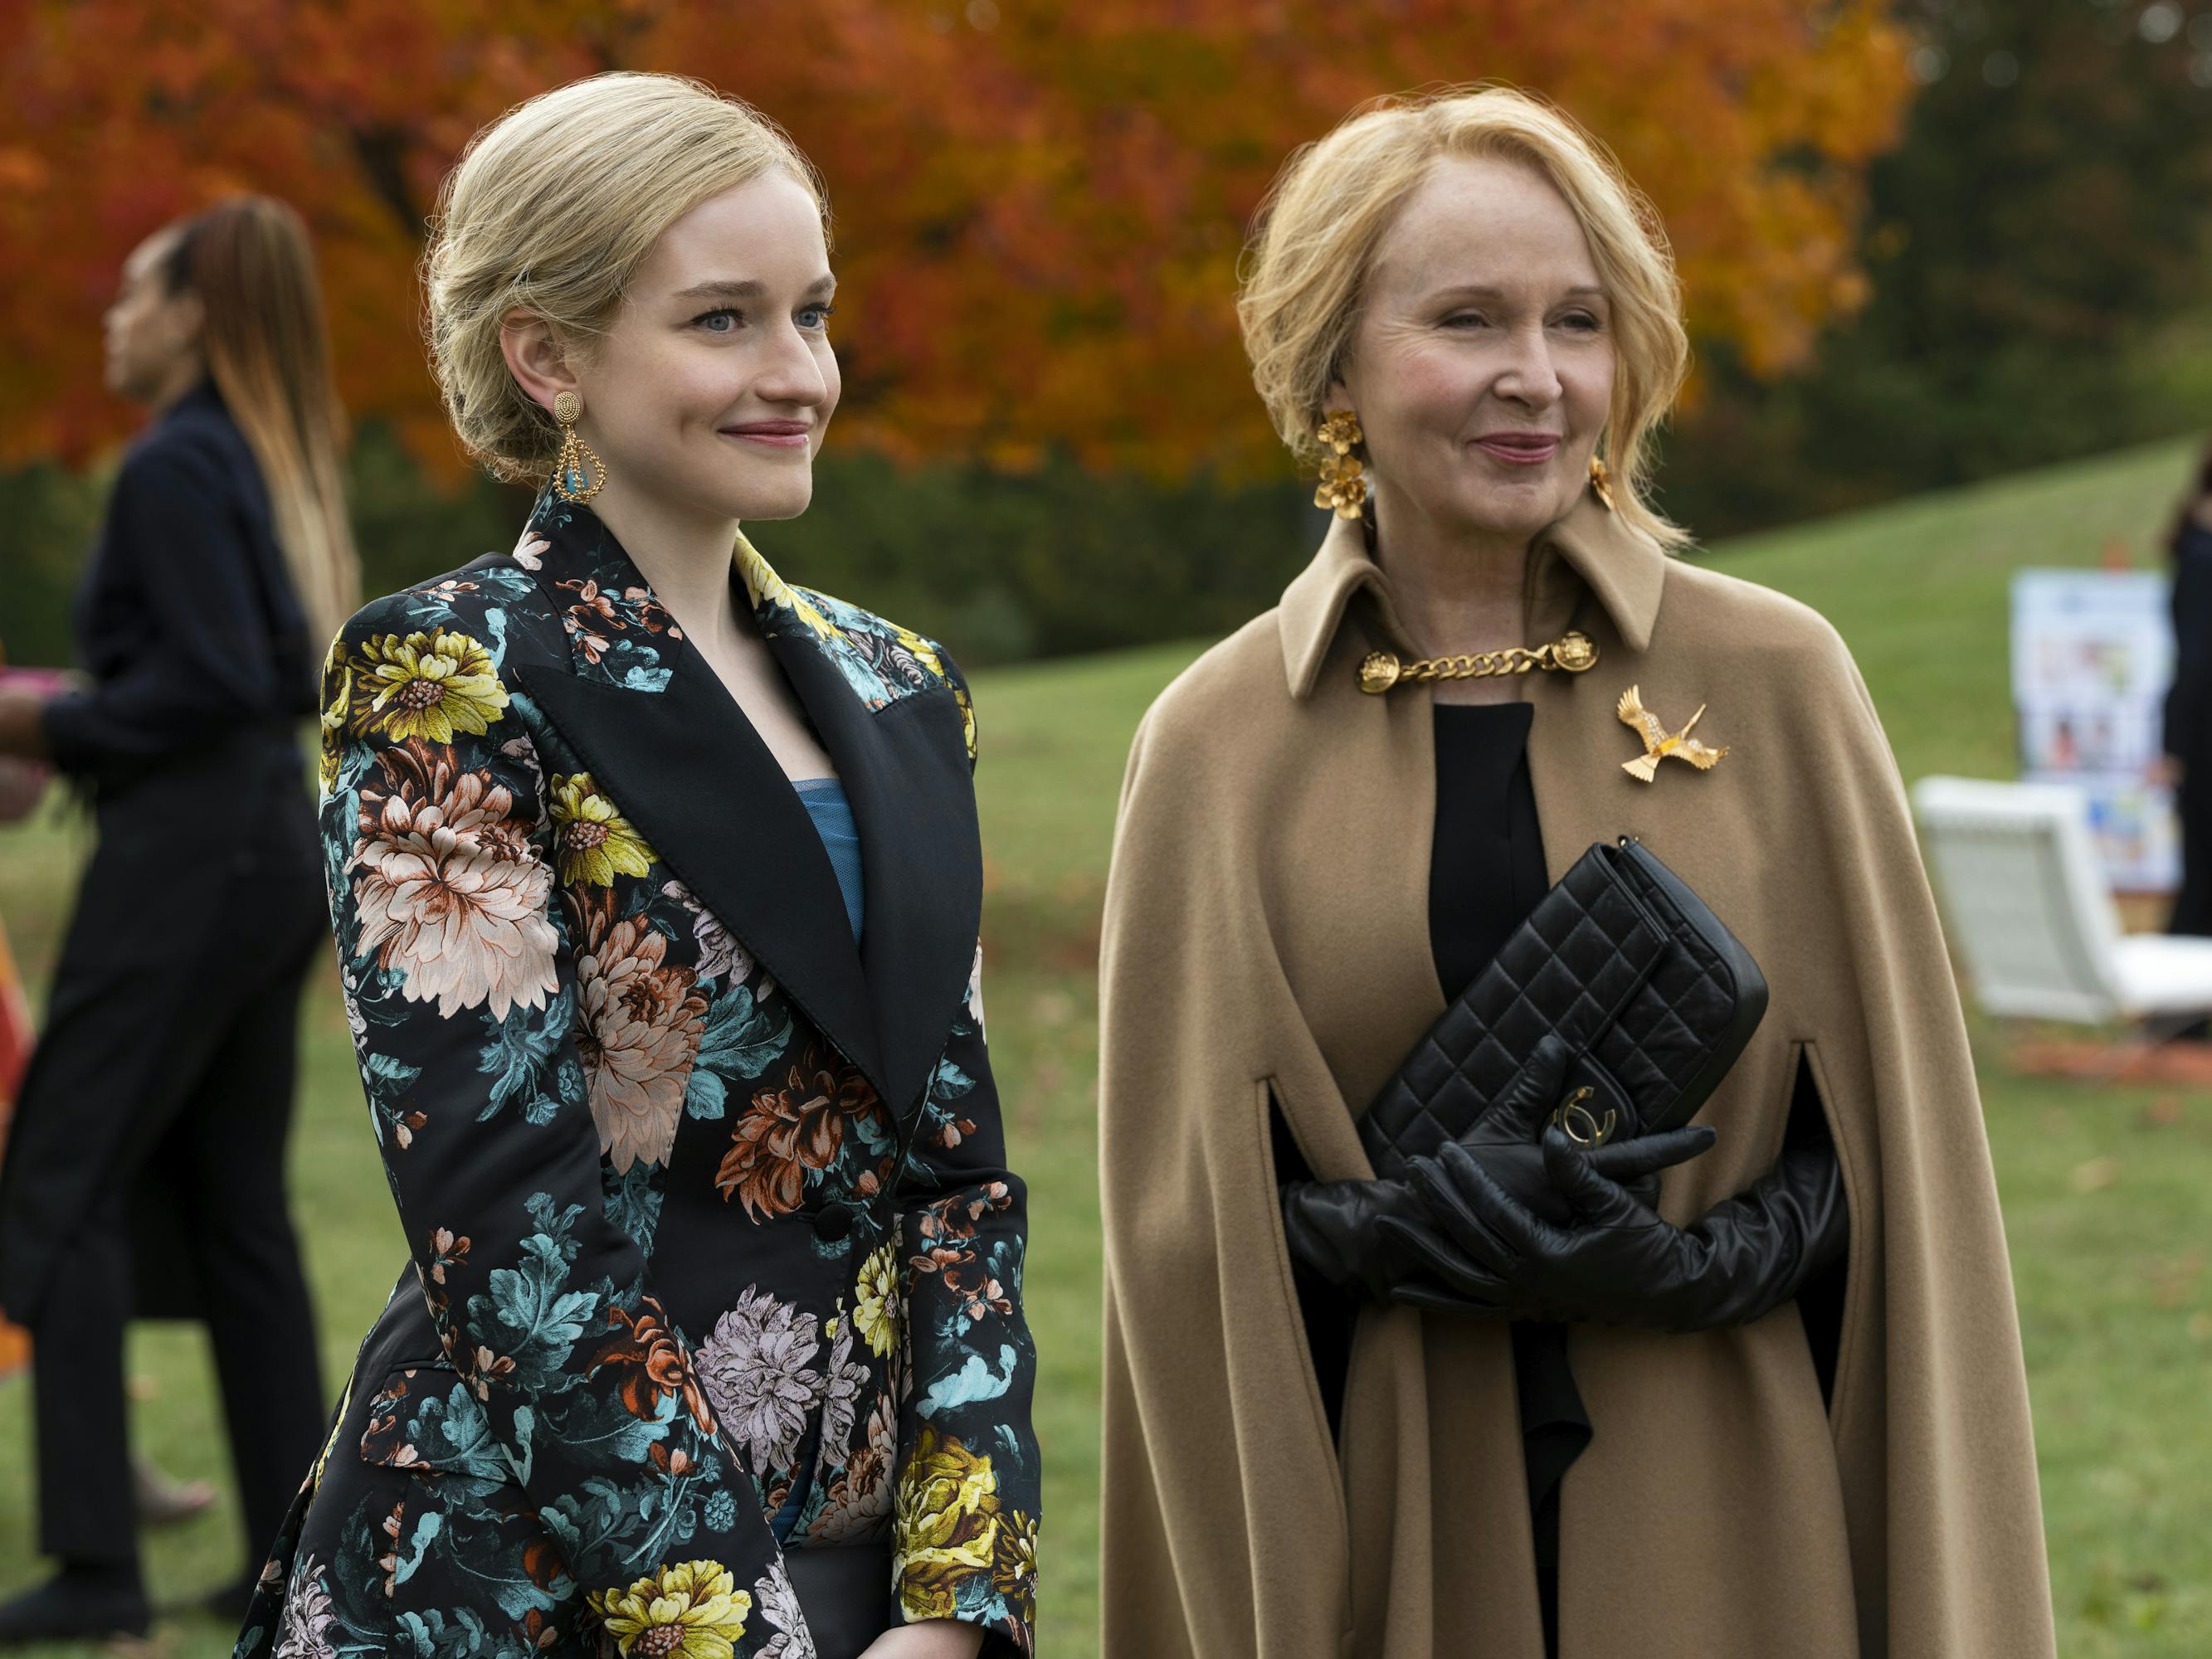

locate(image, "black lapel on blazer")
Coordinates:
511 654 887 1097
763 630 982 1116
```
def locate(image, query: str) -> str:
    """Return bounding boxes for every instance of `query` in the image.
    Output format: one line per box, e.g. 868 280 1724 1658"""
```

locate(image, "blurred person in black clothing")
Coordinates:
0 196 355 1643
2164 442 2212 940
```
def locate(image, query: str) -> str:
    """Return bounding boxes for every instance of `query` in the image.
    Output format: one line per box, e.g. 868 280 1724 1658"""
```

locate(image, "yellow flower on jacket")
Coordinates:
893 625 945 682
318 655 352 797
950 679 977 763
733 533 837 644
349 629 509 745
994 1507 1040 1622
549 772 656 887
589 1559 751 1659
893 1424 1001 1623
853 1241 900 1357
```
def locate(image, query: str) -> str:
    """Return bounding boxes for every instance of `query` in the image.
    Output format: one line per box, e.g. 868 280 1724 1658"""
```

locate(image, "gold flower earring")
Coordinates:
1588 454 1616 512
1315 410 1367 519
551 390 607 504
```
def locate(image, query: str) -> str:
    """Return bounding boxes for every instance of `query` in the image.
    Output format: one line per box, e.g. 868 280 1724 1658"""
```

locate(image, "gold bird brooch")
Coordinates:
1616 685 1727 782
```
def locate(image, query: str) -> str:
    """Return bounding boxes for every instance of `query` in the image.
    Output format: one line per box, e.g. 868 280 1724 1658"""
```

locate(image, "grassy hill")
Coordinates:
4 433 2210 1656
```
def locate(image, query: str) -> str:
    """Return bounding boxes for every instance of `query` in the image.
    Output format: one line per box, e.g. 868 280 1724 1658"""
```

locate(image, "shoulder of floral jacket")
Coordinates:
860 606 977 769
334 552 572 674
315 559 573 795
796 579 977 766
734 538 977 766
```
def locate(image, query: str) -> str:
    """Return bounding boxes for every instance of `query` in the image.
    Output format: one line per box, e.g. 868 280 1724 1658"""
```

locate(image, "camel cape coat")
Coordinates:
1096 494 2054 1659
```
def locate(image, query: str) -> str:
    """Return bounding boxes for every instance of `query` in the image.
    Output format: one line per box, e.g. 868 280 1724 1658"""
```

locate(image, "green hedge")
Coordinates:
2 423 1313 674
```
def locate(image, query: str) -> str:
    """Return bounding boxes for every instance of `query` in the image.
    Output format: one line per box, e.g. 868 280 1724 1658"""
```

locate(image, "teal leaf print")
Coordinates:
541 1379 677 1471
919 1343 1020 1418
932 1056 977 1103
387 1509 442 1591
602 1160 665 1253
684 980 792 1121
523 1191 584 1252
681 1072 725 1123
363 1050 421 1106
473 1202 596 1384
477 986 574 1126
505 1404 534 1486
413 1382 509 1483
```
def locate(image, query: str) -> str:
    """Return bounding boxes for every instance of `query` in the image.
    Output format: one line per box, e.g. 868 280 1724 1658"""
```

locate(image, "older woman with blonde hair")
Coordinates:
233 72 1037 1659
1098 86 2053 1659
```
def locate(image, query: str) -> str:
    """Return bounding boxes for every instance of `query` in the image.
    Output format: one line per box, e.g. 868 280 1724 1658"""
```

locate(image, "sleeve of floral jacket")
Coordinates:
318 591 788 1641
885 655 1042 1654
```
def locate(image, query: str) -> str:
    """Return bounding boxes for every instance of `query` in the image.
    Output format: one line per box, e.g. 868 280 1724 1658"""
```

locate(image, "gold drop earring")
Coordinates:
1314 410 1367 519
550 390 607 504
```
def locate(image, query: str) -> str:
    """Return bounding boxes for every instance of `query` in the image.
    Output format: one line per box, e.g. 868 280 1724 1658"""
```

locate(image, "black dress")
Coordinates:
0 378 328 1576
1429 703 1588 1659
1277 699 1847 1658
1273 703 1583 1648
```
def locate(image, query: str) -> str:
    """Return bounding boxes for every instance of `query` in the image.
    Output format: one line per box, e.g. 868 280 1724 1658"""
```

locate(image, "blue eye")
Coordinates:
1559 312 1603 333
694 308 739 333
799 303 836 331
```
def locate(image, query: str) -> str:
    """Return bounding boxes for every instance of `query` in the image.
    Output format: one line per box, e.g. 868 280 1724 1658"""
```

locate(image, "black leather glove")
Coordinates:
1281 1037 1717 1314
1410 1117 1847 1332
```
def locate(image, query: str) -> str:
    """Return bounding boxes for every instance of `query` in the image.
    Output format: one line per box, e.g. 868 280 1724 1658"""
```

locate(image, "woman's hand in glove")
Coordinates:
1280 1037 1717 1315
1427 1035 1687 1225
1410 1120 1846 1331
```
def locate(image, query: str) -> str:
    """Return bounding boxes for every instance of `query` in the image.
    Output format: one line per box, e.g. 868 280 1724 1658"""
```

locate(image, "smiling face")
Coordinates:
548 170 838 524
1333 153 1615 548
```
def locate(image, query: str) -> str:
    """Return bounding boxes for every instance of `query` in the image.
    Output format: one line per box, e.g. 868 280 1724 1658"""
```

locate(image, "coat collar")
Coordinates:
504 490 980 1117
1276 489 1669 699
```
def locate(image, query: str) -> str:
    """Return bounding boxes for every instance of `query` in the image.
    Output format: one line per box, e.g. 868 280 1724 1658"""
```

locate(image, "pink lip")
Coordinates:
722 421 811 450
1472 433 1560 465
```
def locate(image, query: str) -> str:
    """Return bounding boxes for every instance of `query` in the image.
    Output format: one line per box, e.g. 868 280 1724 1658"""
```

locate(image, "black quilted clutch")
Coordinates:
1359 837 1767 1180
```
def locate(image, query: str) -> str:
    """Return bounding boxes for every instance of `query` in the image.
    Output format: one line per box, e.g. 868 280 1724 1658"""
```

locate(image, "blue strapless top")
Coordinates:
792 776 864 944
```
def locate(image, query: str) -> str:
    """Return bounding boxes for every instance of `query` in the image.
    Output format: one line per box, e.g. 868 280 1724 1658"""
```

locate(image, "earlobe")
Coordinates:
498 310 577 411
173 293 207 351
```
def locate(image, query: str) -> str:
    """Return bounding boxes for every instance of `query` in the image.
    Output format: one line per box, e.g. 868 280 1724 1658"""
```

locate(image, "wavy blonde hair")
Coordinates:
1238 85 1691 549
423 71 829 483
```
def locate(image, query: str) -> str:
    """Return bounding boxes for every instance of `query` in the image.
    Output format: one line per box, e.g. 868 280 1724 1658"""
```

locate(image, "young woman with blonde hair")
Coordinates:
0 193 353 1642
1099 85 2054 1659
233 73 1038 1659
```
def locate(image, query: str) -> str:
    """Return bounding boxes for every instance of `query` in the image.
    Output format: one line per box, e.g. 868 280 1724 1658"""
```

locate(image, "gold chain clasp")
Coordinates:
1357 630 1597 695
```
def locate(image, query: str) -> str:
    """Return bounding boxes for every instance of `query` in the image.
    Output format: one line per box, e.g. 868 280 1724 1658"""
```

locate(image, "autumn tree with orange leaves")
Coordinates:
0 0 1912 480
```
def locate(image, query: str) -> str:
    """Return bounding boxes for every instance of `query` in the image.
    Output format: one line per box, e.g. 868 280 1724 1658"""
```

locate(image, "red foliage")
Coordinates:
0 0 1912 478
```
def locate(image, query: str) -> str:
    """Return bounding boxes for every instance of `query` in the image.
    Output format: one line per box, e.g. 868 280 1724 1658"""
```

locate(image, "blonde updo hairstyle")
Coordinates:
1239 85 1691 549
424 72 830 483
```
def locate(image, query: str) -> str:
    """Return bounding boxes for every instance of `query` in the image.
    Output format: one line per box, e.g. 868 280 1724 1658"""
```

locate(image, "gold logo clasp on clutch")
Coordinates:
1549 1086 1617 1148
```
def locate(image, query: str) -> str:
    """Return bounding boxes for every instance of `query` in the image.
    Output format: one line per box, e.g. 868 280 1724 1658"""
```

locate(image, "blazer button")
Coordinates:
813 1203 855 1242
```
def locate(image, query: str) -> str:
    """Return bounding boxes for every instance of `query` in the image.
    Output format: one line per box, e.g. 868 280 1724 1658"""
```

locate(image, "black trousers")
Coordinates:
6 748 329 1573
27 917 326 1569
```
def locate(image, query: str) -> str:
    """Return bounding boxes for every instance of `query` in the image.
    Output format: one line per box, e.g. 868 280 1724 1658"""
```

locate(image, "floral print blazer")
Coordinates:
236 491 1039 1659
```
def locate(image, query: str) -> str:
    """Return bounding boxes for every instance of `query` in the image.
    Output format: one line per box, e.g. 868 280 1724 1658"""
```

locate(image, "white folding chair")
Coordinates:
1911 775 2212 1029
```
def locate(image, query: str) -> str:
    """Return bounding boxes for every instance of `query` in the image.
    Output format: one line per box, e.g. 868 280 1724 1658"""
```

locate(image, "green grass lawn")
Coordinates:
4 434 2210 1655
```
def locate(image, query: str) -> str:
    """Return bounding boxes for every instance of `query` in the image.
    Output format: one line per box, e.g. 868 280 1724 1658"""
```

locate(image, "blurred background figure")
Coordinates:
0 900 34 1383
0 195 353 1644
2164 442 2212 941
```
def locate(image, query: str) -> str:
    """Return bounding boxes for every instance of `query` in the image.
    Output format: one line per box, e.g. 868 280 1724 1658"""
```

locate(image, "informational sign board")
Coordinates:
2010 567 2178 892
